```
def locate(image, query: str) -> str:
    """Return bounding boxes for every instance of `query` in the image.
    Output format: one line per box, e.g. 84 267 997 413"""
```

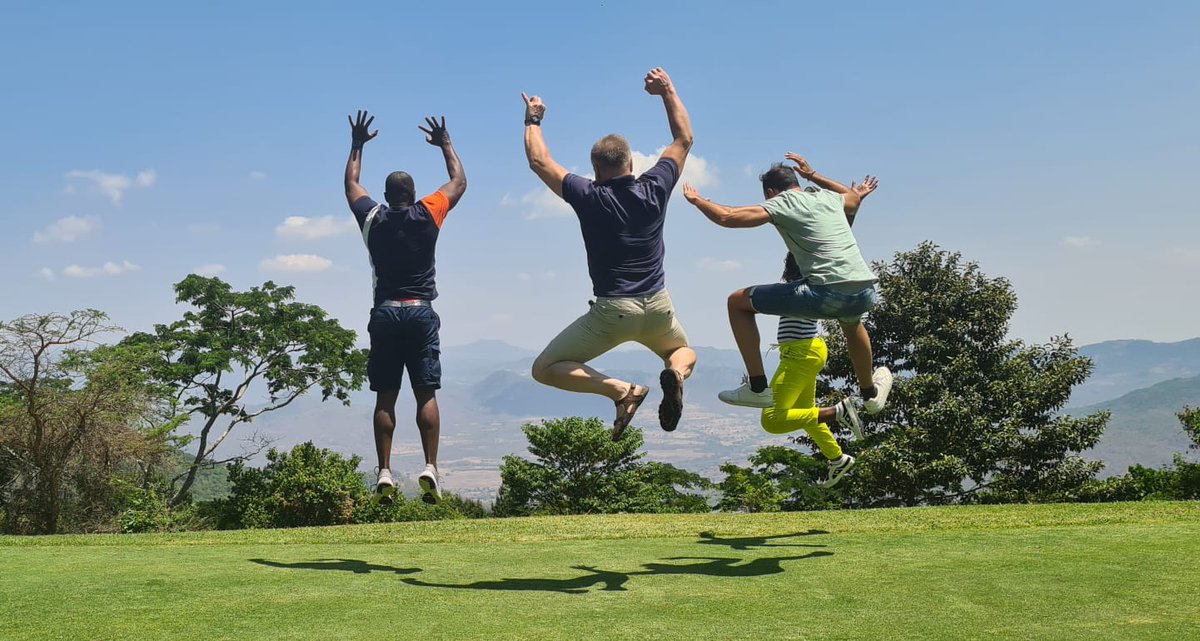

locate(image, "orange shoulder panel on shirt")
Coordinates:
420 190 451 228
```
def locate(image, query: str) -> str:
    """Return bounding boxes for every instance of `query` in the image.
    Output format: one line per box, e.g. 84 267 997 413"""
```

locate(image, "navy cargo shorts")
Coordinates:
366 305 441 392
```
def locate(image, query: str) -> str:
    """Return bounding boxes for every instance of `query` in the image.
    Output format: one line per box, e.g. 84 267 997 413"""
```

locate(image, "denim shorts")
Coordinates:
749 280 877 324
367 305 441 391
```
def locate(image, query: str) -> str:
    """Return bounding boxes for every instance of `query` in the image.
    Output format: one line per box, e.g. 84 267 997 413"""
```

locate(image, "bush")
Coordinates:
213 442 366 529
116 481 207 533
717 446 843 513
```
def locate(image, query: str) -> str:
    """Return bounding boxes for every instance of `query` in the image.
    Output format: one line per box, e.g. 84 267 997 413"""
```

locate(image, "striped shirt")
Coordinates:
777 316 820 343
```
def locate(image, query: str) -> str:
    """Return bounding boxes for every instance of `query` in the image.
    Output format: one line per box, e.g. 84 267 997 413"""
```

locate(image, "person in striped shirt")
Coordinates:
761 253 863 487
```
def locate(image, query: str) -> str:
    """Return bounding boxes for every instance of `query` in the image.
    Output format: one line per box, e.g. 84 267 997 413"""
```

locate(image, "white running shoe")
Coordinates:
718 376 773 408
417 464 441 505
819 454 856 488
833 397 863 440
375 468 396 503
863 366 893 415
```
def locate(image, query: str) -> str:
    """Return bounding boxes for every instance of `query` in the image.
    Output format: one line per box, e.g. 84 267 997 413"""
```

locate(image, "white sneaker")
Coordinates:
417 464 441 505
718 376 773 408
375 468 396 503
863 366 893 415
833 397 863 440
819 454 856 488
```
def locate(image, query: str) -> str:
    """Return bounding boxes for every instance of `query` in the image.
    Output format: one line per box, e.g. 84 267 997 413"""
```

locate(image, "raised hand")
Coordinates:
521 92 546 121
784 152 815 179
417 116 450 147
644 67 673 96
683 183 702 204
851 175 879 198
348 110 378 146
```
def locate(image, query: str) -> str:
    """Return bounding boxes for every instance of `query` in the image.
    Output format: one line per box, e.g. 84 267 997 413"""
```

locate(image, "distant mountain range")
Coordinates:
215 335 1199 500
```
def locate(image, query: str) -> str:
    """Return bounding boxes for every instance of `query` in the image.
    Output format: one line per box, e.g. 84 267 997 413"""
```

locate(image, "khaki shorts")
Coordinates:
538 289 690 364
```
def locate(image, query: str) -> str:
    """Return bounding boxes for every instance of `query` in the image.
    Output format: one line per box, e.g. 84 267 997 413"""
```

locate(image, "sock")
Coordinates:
861 385 878 400
749 375 768 393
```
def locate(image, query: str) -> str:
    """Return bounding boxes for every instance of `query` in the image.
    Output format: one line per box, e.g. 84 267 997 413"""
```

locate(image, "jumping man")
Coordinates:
521 68 696 440
683 153 892 417
344 110 466 504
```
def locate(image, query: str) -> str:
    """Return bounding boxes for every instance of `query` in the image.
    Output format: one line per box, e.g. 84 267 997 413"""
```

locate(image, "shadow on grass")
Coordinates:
249 558 421 575
398 551 833 594
696 529 830 551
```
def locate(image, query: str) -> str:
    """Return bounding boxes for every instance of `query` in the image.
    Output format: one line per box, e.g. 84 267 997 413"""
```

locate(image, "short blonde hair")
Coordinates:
590 134 631 173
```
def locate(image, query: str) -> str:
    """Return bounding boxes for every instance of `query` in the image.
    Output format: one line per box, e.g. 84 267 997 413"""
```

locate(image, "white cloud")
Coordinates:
1164 247 1200 267
260 254 333 273
32 215 100 243
275 216 357 241
631 147 715 188
696 257 743 272
62 261 141 279
1062 236 1099 248
489 313 514 323
516 187 575 220
37 268 55 281
65 169 156 205
249 171 267 181
194 264 227 276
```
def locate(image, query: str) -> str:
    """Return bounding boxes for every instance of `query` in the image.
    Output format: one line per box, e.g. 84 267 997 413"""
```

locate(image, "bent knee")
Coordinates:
759 409 790 435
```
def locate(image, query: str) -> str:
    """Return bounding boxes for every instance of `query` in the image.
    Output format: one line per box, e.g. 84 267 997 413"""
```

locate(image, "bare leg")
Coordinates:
373 390 400 470
413 387 439 467
817 406 837 422
728 288 765 378
531 356 630 402
663 346 697 379
840 320 875 390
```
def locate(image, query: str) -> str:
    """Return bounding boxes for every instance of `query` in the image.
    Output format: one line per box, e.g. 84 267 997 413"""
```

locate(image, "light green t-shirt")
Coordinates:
760 188 876 285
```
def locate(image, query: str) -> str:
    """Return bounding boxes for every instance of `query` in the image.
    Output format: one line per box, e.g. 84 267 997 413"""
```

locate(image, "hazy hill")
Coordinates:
1070 338 1200 407
1074 374 1200 474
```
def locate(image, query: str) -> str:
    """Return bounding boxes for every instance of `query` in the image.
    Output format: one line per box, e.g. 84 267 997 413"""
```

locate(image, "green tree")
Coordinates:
1179 406 1200 449
717 446 842 513
494 416 711 516
819 243 1109 506
122 276 367 506
0 311 172 533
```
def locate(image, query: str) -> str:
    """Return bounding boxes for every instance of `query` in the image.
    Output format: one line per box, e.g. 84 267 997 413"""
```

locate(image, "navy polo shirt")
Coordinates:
351 191 450 306
561 157 679 298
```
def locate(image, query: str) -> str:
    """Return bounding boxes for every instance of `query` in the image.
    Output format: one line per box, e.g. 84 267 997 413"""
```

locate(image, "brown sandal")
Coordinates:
611 384 649 441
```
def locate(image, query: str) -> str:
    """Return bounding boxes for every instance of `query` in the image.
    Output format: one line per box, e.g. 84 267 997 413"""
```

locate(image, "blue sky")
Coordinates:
2 0 1197 351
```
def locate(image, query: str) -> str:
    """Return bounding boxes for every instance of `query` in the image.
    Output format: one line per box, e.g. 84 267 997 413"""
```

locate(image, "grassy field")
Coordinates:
2 502 1199 641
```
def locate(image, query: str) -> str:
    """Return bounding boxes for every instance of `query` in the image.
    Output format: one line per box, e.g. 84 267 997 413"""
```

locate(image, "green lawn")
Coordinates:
3 502 1198 640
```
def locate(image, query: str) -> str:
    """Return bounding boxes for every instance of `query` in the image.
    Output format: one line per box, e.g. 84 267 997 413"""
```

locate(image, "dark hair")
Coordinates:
384 171 415 207
590 134 632 174
781 253 801 282
759 163 800 194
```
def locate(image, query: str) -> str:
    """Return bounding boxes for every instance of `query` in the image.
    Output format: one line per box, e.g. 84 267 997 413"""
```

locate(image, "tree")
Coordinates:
123 276 367 505
818 243 1109 506
1179 406 1200 449
0 311 171 533
717 446 842 513
494 417 711 516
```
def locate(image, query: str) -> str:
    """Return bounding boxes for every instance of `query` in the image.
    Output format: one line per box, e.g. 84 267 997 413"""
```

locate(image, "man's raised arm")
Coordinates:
785 152 872 221
418 116 466 209
645 68 693 173
682 184 770 229
521 93 569 198
345 110 377 208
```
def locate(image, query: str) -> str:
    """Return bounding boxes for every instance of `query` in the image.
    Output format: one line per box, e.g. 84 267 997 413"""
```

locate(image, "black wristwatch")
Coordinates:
524 114 542 126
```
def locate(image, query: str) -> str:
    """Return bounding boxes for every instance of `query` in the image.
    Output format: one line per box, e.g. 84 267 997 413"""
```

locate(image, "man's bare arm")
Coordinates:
521 93 569 197
785 152 875 221
845 175 879 227
682 184 770 228
418 116 466 208
644 68 693 173
345 110 377 207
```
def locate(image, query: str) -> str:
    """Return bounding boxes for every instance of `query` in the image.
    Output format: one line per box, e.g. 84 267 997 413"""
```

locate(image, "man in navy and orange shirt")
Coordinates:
344 110 466 504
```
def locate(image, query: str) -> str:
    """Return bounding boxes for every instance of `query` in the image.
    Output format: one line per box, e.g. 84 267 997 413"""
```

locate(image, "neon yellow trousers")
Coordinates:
760 338 843 461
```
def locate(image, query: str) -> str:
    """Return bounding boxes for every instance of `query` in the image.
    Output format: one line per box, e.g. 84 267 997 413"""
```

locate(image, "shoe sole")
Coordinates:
821 456 857 488
418 475 440 505
717 394 773 409
838 400 863 440
864 366 893 415
658 369 684 432
374 484 397 505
